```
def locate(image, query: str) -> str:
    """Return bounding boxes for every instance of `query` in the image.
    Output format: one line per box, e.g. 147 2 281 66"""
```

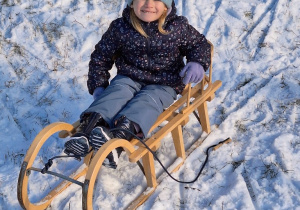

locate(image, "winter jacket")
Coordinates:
87 1 211 94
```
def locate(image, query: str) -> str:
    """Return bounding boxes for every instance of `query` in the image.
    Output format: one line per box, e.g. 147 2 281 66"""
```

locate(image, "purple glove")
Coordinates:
179 62 205 85
93 87 105 100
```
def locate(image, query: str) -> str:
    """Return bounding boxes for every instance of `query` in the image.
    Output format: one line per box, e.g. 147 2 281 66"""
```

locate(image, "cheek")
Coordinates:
133 7 141 17
157 3 167 11
158 7 167 15
132 2 142 12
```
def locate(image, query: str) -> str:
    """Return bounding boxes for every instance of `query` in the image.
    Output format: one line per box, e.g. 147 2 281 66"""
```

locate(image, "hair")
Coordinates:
129 8 169 38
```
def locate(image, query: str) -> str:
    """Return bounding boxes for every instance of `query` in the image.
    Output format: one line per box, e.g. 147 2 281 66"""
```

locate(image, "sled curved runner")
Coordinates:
17 122 90 209
17 123 137 210
17 41 222 210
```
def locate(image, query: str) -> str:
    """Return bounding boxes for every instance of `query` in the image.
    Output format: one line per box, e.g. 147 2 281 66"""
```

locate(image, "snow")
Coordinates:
0 0 299 209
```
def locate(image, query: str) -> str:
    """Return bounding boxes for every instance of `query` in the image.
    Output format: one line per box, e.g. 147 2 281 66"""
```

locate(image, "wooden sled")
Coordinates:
17 41 222 210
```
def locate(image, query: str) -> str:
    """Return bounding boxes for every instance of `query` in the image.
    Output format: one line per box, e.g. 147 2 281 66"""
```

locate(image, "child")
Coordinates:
64 0 211 169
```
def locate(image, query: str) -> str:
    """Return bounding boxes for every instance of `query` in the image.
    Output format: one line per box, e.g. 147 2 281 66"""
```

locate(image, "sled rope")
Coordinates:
111 128 231 184
41 149 93 174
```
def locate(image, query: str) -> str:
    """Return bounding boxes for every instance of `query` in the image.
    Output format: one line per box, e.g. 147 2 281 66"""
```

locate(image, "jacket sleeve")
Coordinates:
87 20 121 95
178 17 211 71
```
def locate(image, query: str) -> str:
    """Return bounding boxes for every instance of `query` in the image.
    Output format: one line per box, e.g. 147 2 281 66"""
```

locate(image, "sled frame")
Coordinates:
17 41 222 210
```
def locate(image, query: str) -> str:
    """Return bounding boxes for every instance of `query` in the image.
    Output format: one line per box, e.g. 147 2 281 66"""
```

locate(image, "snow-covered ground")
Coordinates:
0 0 299 209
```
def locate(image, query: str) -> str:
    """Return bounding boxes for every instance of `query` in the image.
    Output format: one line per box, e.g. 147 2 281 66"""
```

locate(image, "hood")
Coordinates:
122 0 177 25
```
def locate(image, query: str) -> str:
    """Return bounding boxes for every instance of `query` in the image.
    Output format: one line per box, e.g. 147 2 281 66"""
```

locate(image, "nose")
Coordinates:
144 0 154 7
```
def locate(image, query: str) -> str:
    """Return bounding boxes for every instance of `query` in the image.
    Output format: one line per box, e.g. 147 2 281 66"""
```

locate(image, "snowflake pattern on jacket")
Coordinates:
88 1 211 95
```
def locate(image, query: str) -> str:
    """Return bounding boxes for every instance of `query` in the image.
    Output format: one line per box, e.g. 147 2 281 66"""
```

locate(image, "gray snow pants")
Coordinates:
81 75 177 136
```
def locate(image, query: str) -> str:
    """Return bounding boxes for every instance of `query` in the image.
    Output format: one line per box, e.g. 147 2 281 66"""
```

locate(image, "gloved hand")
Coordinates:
179 62 205 85
93 87 105 100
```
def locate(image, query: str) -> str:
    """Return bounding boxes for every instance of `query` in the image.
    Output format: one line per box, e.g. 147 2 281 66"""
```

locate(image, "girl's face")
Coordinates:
132 0 167 22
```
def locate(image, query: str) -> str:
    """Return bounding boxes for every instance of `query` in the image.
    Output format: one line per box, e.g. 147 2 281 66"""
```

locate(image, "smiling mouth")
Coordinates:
141 10 156 14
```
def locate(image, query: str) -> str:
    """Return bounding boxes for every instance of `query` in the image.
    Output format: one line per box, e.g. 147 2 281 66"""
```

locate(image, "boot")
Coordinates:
64 112 105 157
89 116 137 169
113 115 137 140
89 126 120 169
64 133 90 157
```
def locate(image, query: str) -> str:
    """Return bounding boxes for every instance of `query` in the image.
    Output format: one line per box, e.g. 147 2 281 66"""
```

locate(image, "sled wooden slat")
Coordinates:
213 138 232 151
171 125 186 160
187 83 192 108
126 187 156 210
59 120 80 138
142 151 158 188
197 101 211 133
208 41 214 84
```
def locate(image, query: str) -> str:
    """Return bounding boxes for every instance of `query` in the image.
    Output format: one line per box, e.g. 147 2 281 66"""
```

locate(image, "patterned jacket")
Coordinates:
87 2 211 94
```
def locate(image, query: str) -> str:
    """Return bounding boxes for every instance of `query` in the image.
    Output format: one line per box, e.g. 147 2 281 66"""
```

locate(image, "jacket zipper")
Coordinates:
146 23 151 71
